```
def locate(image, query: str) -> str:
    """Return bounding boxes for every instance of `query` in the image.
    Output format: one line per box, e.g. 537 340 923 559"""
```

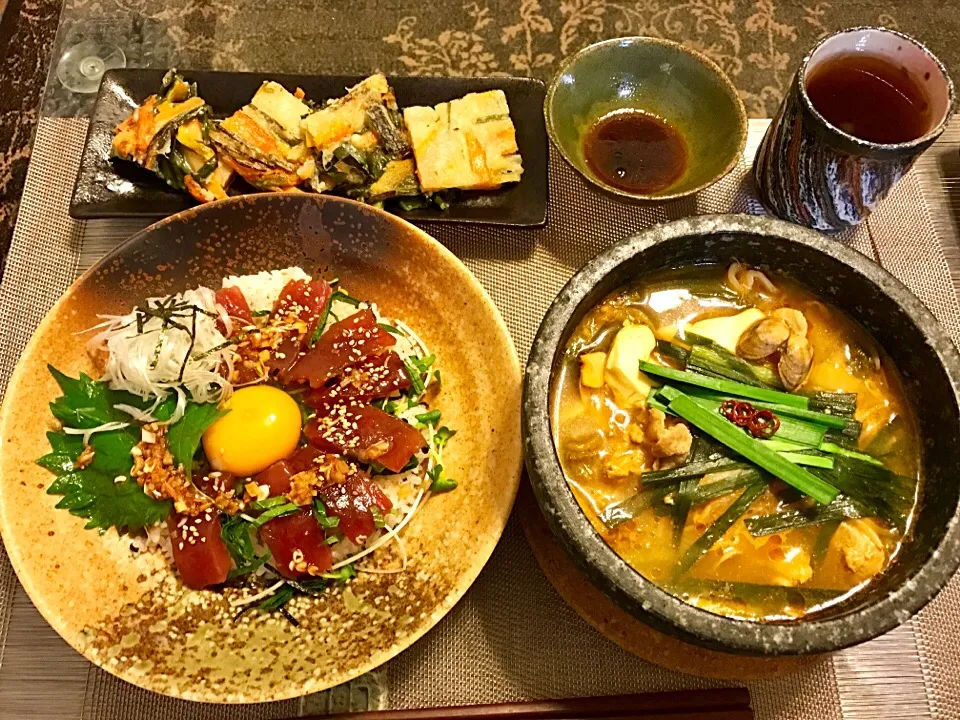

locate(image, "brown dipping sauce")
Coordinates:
582 110 687 194
805 53 932 144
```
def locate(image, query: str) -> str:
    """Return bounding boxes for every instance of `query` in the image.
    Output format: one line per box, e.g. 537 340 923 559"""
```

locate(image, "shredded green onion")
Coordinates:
250 502 300 528
659 386 838 504
403 357 426 396
641 362 809 408
673 481 767 576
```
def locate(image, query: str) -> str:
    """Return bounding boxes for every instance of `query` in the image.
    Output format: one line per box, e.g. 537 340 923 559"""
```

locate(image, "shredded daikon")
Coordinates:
86 287 234 424
230 579 287 608
62 421 131 446
391 318 434 391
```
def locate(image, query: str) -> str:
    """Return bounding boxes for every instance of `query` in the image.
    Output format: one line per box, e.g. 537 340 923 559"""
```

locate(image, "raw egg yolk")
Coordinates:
202 386 302 477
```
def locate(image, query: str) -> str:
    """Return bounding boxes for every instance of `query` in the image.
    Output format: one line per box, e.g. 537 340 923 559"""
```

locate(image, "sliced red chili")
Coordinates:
719 400 780 438
720 400 756 426
747 409 780 439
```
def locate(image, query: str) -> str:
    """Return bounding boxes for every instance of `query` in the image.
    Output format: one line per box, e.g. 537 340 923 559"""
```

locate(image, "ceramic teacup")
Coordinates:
754 27 955 232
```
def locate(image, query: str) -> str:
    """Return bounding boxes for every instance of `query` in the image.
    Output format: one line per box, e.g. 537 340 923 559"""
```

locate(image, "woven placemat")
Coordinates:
0 118 957 720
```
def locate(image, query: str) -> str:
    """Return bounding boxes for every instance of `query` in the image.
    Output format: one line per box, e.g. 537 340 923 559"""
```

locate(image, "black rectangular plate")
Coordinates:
70 70 548 226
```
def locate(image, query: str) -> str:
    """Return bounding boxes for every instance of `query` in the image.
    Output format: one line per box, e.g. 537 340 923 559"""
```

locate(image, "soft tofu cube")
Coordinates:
579 352 606 388
604 324 656 408
686 308 765 353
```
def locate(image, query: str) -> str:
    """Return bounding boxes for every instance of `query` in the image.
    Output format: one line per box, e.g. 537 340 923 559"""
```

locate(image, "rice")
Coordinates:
222 267 311 312
376 469 426 520
330 536 366 563
129 521 174 566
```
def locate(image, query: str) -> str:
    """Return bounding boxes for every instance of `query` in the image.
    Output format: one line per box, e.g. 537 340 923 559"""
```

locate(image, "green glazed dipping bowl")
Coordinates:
546 37 748 200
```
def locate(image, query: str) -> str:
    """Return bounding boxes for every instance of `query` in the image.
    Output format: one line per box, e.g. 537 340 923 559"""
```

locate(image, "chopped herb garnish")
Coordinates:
251 309 271 317
431 191 454 211
378 322 402 335
166 401 229 479
320 564 356 583
410 354 436 374
221 514 269 579
313 499 340 529
416 409 441 427
428 463 458 493
403 357 426 396
250 502 300 528
396 196 431 212
251 496 291 510
434 426 456 449
371 505 386 529
330 290 362 307
308 292 335 347
475 113 509 123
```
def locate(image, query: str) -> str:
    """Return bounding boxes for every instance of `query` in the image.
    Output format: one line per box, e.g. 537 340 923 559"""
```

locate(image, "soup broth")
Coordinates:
551 264 921 622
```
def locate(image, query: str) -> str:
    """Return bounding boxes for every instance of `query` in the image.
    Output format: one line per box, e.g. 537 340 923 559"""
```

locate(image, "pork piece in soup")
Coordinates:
551 263 921 622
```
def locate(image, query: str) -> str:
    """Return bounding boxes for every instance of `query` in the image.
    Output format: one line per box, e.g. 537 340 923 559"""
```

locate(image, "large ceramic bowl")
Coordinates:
0 194 522 702
523 214 960 655
545 37 748 201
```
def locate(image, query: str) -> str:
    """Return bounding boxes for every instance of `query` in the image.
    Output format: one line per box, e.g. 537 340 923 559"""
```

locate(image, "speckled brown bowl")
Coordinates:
0 194 522 702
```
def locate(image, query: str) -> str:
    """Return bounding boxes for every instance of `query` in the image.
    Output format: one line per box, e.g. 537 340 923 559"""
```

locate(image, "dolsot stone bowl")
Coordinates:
523 214 960 655
0 193 522 701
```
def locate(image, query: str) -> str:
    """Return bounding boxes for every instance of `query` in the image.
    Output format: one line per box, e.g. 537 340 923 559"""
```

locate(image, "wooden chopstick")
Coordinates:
302 689 752 720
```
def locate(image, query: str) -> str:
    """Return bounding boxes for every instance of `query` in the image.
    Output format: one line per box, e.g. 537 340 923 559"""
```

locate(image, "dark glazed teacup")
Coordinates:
754 27 955 232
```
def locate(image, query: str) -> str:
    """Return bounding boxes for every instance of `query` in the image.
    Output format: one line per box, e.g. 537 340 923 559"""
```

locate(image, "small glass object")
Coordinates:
56 40 127 94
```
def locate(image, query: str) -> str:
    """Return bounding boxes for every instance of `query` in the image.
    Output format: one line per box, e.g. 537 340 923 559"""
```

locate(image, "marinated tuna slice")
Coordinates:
215 286 253 330
284 309 395 387
304 352 410 408
317 472 393 544
167 511 233 589
258 509 333 578
304 403 424 473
